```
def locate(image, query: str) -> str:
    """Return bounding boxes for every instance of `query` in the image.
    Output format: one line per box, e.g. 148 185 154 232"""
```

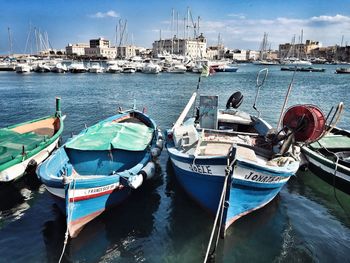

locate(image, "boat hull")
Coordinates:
168 149 294 229
45 177 131 237
302 147 350 194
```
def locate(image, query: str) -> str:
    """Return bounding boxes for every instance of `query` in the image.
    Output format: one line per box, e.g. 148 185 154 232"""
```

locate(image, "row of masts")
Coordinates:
157 7 201 55
6 25 52 56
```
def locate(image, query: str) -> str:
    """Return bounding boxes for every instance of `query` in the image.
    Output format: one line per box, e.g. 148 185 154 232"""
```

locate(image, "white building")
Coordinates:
89 38 110 48
117 45 136 59
66 43 89 56
85 47 117 59
152 33 207 58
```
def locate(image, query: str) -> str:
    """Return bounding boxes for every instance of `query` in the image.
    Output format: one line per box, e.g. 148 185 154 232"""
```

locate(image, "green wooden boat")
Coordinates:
302 127 350 195
0 98 64 183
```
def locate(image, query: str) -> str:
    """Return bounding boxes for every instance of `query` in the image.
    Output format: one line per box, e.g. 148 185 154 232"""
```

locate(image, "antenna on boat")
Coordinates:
277 68 297 130
252 68 268 118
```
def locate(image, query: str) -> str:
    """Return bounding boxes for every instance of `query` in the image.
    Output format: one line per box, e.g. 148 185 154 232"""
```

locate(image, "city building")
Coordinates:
206 44 226 60
116 45 137 59
66 43 89 56
152 33 207 58
279 39 320 59
89 38 110 48
84 46 117 59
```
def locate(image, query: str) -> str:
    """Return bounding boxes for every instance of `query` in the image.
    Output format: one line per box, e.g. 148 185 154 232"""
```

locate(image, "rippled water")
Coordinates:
0 64 349 263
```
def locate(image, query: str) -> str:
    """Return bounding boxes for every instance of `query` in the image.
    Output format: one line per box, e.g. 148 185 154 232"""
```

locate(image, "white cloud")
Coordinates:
197 14 350 49
227 13 246 19
90 10 119 18
310 14 350 23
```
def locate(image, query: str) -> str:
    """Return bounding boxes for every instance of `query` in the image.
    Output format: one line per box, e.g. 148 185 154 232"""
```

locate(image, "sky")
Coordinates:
1 0 350 55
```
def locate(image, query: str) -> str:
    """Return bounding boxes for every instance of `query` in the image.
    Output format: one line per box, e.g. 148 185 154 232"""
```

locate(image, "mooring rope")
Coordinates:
203 151 235 263
58 175 77 263
316 141 349 218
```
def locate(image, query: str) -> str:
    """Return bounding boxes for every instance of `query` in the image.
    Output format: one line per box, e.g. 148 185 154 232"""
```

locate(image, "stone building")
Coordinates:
152 33 207 58
279 40 320 59
66 43 89 56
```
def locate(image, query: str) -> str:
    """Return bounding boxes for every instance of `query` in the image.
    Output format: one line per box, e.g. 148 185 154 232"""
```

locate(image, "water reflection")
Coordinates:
288 171 350 226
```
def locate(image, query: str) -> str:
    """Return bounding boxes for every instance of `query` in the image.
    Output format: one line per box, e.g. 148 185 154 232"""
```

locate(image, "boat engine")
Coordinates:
226 91 243 109
282 104 326 143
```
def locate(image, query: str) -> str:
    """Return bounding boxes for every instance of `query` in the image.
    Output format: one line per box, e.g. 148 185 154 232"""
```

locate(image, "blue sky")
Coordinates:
1 0 350 54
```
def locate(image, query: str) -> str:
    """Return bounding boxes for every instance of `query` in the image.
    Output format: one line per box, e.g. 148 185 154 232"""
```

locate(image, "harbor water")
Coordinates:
0 64 349 262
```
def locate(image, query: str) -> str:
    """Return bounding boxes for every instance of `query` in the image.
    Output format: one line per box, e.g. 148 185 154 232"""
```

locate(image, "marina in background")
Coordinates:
0 64 349 262
0 4 350 263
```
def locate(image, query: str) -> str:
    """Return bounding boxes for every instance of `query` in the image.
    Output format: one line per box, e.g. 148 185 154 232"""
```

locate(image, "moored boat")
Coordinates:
335 67 350 74
167 64 187 73
51 63 68 73
37 108 163 238
281 66 325 72
215 64 239 72
88 62 104 73
106 63 122 73
141 62 161 74
301 104 350 194
0 98 64 183
15 63 32 73
69 62 87 73
166 69 326 241
34 63 51 73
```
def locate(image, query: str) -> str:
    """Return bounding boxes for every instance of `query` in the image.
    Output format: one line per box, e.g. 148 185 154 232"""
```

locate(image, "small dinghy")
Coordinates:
0 98 64 183
37 109 163 238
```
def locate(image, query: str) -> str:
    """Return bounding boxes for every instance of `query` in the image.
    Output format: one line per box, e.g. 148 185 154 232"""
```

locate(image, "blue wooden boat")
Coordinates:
166 70 325 240
37 109 163 238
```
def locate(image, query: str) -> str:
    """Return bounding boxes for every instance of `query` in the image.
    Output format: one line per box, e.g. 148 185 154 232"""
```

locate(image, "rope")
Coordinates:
58 175 77 263
203 150 236 263
315 141 349 218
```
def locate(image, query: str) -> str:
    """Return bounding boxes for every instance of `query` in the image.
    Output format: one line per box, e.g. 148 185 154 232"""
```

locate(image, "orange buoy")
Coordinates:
282 104 326 143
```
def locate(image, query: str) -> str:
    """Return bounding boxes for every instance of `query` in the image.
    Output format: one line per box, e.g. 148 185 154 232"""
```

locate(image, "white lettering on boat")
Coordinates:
189 164 213 175
83 183 118 196
243 171 283 183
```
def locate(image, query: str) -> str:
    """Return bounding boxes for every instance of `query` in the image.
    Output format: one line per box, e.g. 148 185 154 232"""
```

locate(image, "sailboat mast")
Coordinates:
177 12 179 54
171 8 174 54
8 27 13 56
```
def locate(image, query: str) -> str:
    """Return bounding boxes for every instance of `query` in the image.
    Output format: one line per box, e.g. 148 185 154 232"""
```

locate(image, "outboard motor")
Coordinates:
226 91 243 109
